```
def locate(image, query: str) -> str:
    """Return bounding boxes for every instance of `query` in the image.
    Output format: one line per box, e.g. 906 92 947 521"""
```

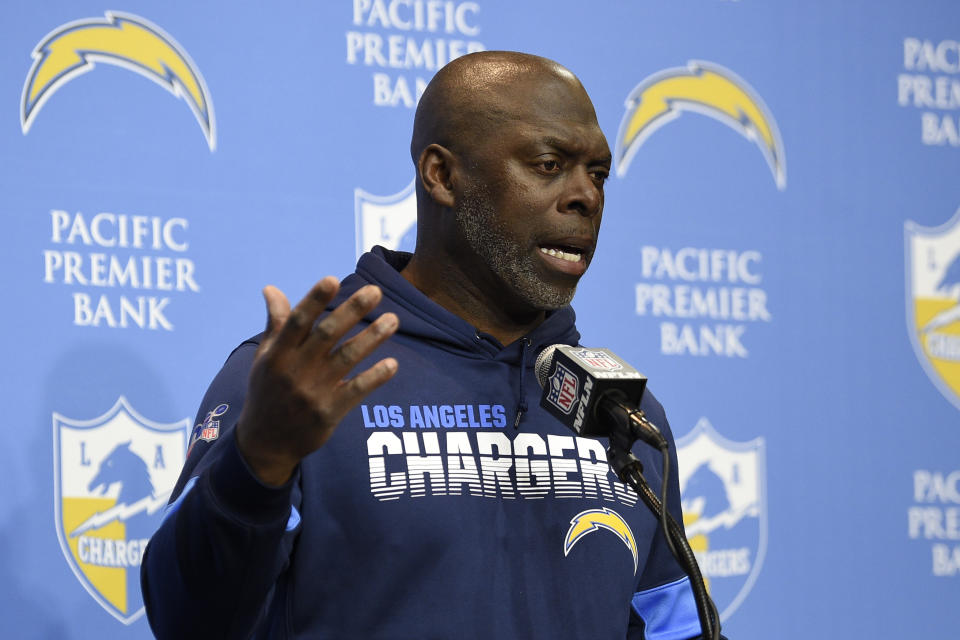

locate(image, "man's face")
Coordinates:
453 75 611 311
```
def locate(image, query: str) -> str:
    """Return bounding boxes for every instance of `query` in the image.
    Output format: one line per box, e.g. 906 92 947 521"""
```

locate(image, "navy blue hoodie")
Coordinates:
142 247 704 639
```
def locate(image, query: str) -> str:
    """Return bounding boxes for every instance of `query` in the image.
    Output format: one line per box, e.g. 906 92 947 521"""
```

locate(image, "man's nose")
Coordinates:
558 166 602 216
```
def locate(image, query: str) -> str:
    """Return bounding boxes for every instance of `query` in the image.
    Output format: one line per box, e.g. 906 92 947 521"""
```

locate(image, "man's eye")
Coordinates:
540 160 560 172
591 170 610 183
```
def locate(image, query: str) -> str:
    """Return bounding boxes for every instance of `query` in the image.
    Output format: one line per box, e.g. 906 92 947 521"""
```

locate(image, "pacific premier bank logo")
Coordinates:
53 397 188 623
898 37 960 147
676 418 766 622
345 1 485 108
905 208 960 410
616 62 782 359
21 11 215 150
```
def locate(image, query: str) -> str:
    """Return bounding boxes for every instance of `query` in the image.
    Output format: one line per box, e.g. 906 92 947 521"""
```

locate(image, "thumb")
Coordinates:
261 285 291 344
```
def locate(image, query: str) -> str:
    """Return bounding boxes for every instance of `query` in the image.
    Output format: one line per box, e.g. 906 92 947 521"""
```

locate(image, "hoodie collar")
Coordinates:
337 246 581 364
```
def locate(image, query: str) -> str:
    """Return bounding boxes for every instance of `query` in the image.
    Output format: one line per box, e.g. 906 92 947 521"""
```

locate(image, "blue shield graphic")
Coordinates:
53 397 188 624
905 207 960 411
354 179 417 260
676 417 767 622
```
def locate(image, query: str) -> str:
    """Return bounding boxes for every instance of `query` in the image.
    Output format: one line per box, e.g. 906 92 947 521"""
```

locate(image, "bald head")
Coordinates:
410 51 594 163
401 51 610 327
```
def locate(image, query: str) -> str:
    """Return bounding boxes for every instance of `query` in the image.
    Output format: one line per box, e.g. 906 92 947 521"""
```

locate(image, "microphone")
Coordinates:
536 346 720 640
534 345 666 449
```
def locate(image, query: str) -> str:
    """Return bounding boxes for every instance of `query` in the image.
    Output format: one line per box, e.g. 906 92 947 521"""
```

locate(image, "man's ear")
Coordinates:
418 144 456 208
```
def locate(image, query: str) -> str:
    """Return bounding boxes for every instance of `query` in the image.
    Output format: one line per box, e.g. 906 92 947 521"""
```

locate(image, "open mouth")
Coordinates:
538 245 584 263
536 241 592 276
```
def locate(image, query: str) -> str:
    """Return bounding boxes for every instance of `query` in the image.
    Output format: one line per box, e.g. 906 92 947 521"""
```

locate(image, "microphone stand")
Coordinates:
604 411 721 640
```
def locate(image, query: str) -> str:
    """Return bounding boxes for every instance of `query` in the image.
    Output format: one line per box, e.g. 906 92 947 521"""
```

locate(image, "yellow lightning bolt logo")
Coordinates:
563 507 639 574
21 11 216 150
615 61 785 190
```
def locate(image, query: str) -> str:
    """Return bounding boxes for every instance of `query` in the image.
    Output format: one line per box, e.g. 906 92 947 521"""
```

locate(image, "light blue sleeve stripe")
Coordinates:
286 505 300 532
161 476 198 524
631 576 702 640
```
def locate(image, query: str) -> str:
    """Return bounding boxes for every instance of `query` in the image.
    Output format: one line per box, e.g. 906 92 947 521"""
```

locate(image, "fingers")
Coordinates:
241 278 400 476
262 285 291 336
323 311 399 380
337 357 399 409
257 278 398 391
303 284 383 352
272 277 340 350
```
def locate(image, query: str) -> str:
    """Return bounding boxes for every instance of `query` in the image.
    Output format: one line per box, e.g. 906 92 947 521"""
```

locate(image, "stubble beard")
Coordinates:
454 181 577 310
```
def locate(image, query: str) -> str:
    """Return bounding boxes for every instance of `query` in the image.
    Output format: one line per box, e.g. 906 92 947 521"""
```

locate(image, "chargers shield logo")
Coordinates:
354 179 417 260
53 397 188 624
676 417 766 622
905 208 960 411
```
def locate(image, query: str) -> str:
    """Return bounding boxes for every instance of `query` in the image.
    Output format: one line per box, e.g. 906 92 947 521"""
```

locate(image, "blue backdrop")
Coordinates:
2 1 958 637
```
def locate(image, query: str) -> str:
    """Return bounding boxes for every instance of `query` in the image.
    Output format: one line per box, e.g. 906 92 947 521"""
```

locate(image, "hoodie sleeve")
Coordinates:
141 339 302 640
625 395 726 640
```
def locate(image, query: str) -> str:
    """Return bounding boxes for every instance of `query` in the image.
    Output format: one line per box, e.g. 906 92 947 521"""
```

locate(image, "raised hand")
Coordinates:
235 277 399 486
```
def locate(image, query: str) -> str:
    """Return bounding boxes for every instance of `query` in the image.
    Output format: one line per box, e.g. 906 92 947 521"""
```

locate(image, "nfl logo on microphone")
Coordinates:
571 349 622 371
547 362 579 414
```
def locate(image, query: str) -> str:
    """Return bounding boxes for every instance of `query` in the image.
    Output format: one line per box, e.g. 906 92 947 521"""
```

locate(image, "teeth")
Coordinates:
539 247 582 263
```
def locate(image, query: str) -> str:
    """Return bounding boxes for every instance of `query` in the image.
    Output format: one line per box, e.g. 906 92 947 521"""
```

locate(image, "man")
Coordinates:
142 51 705 639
